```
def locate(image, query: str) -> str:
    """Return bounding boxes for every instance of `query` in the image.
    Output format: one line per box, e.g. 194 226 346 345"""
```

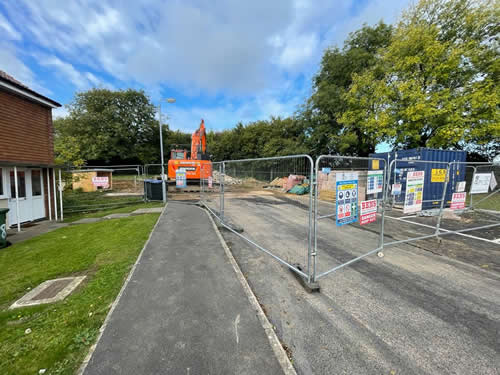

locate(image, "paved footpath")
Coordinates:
83 202 284 375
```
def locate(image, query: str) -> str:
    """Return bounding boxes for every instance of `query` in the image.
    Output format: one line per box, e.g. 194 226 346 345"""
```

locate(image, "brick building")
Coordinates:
0 70 61 229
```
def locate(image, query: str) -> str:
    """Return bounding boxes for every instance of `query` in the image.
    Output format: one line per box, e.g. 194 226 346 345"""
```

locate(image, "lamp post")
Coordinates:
159 98 176 203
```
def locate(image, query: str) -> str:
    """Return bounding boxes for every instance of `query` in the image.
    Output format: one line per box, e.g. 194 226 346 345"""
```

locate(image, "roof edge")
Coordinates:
0 77 61 108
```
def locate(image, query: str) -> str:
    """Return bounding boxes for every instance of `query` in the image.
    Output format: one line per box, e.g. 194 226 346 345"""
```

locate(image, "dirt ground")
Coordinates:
204 188 500 375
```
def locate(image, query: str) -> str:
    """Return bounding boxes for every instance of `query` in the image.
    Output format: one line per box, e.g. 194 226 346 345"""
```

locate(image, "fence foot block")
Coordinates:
291 264 320 293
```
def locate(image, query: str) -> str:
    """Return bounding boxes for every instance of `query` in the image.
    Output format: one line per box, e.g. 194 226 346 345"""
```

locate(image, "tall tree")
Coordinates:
55 89 176 165
300 22 393 156
341 0 500 156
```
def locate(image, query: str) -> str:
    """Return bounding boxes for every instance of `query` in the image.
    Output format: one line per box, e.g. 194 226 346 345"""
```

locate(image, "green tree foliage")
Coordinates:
300 22 393 156
54 89 192 166
341 0 500 154
206 117 308 161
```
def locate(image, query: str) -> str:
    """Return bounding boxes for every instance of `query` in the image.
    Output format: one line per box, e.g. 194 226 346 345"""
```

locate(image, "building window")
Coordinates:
10 171 26 198
32 170 42 196
0 168 3 196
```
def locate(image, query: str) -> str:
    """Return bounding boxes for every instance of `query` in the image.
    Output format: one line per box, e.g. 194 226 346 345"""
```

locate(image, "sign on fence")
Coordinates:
176 170 187 188
208 176 213 188
450 192 466 210
470 173 491 194
392 183 402 195
367 170 383 194
456 181 466 192
92 177 109 188
404 171 425 213
360 199 377 225
336 172 358 226
431 168 447 182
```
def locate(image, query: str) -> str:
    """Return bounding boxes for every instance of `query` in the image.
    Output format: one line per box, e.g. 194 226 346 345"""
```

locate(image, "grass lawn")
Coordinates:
0 213 161 375
63 190 163 223
469 191 500 211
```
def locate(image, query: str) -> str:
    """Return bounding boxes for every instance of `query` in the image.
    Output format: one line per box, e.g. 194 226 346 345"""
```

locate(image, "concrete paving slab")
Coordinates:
82 202 284 375
103 213 131 219
71 218 103 225
5 221 68 245
131 207 164 215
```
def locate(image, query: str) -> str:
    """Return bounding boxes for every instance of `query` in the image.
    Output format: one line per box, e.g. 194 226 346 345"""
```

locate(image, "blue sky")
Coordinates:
0 0 409 139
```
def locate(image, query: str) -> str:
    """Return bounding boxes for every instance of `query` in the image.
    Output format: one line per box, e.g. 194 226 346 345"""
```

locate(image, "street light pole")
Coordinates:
158 98 176 204
158 103 167 203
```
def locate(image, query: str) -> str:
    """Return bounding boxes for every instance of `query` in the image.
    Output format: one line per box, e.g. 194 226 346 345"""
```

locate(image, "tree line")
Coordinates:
54 0 499 167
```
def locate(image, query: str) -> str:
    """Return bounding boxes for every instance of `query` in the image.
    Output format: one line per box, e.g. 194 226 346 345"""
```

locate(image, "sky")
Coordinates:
0 0 410 139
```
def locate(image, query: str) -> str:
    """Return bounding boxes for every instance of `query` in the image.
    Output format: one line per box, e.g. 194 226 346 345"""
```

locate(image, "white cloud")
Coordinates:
38 55 110 90
0 13 21 40
53 106 69 119
0 43 50 95
0 0 412 130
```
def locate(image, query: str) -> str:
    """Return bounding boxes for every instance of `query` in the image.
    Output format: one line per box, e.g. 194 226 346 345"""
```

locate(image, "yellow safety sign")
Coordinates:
372 160 379 170
431 169 447 182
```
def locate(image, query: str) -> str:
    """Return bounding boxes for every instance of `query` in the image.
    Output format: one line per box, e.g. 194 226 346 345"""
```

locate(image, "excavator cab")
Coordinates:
167 119 212 181
170 149 187 160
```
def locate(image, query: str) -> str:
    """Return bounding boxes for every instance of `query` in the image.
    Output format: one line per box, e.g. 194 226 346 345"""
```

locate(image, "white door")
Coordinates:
30 169 45 220
7 168 33 226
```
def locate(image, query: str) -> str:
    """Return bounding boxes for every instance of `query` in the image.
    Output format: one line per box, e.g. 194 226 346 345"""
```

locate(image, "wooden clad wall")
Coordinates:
0 90 54 165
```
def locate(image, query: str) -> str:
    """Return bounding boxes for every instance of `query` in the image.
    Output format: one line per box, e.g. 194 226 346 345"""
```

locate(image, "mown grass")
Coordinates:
63 190 163 223
468 192 500 211
0 213 160 375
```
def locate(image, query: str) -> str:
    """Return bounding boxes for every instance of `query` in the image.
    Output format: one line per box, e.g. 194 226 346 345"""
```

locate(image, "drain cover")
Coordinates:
10 276 86 309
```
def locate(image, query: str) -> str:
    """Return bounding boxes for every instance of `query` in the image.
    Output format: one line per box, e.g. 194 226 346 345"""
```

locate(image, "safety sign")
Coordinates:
176 170 187 188
336 172 358 226
450 192 466 210
431 168 447 182
456 181 466 192
367 170 383 194
208 176 213 188
392 183 402 195
360 199 377 225
404 171 425 214
322 167 331 174
470 173 491 194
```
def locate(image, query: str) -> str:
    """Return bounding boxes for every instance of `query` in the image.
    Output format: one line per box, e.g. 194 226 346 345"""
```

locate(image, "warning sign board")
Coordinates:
92 176 109 188
450 192 466 210
336 172 358 226
367 170 383 195
404 171 425 214
360 199 377 225
470 173 491 194
431 168 447 182
176 170 187 188
456 181 466 192
392 183 402 195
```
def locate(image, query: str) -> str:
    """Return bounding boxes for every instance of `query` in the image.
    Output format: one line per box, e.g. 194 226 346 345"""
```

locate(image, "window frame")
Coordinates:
31 169 43 197
0 168 6 199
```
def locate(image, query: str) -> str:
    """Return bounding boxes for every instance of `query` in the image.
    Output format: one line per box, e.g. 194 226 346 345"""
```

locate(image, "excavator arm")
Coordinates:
191 119 206 160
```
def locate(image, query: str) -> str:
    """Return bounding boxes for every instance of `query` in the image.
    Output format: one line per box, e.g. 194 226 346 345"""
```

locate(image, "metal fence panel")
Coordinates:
200 155 314 281
313 155 387 280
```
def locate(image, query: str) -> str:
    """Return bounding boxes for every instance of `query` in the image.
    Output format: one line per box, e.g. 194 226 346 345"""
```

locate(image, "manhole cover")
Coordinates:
10 276 86 309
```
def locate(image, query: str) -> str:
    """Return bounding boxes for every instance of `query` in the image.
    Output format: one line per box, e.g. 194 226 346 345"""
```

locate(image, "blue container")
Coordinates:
370 148 467 209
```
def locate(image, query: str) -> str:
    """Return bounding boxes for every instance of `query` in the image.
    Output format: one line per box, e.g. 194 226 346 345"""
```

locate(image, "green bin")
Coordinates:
0 208 9 249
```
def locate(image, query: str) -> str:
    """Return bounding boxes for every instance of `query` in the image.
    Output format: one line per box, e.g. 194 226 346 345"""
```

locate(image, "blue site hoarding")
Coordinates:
370 148 467 209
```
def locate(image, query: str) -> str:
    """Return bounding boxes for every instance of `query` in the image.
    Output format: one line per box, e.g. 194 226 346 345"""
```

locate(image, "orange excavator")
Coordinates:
167 119 212 181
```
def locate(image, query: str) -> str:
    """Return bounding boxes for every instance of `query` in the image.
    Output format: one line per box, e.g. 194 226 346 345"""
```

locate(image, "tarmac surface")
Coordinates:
83 202 284 375
212 190 500 375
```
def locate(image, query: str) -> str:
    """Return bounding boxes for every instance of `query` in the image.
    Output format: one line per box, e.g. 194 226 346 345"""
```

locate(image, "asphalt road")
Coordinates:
217 192 500 375
83 202 284 375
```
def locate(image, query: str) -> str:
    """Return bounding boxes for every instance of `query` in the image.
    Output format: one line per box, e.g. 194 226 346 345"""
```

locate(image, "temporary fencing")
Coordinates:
313 155 388 280
61 164 146 218
200 155 315 282
198 154 499 285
